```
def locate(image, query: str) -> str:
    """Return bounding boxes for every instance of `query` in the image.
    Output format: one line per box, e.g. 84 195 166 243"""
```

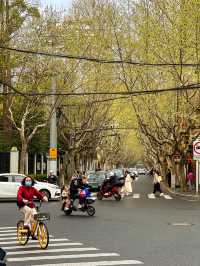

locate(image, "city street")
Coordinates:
1 175 200 266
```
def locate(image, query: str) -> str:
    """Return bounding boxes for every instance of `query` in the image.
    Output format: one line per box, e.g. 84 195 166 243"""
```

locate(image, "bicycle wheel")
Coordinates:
37 222 49 249
17 220 29 245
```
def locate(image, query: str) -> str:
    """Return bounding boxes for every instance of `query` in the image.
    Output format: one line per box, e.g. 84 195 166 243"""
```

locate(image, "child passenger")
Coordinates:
61 185 71 211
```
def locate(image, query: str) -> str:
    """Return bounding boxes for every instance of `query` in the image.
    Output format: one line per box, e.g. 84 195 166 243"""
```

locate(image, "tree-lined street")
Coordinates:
1 176 200 266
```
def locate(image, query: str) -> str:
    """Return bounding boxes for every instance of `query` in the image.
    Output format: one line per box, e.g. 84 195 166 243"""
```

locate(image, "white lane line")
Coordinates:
0 237 19 241
0 235 54 240
7 253 120 262
0 230 16 233
4 242 83 250
7 247 98 256
132 194 140 199
0 238 69 245
0 233 18 236
163 194 172 199
0 227 15 230
33 260 144 266
147 194 156 199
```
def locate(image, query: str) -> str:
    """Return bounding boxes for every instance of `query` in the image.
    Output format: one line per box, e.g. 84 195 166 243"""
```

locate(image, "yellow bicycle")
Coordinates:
17 201 50 249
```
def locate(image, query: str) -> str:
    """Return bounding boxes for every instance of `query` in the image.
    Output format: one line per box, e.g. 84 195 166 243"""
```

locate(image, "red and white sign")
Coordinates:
193 139 200 160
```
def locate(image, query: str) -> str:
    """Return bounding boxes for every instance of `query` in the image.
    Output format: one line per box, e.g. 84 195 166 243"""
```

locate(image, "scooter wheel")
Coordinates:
97 192 103 200
64 209 72 216
87 206 95 216
114 194 121 201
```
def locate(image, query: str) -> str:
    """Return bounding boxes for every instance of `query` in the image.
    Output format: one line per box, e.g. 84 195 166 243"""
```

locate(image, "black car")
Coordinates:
87 171 106 191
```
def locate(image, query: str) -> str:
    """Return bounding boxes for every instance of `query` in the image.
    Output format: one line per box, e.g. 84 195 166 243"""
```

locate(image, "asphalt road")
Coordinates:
1 175 200 266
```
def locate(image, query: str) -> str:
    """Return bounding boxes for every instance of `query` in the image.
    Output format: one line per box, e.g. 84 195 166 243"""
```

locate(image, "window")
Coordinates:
0 175 9 182
13 175 23 183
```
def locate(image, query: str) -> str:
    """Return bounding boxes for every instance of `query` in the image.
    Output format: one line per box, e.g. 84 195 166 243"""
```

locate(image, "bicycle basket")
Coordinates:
34 212 50 221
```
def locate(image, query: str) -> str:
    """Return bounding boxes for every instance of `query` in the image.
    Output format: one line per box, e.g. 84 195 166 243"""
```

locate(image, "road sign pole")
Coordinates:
196 160 199 194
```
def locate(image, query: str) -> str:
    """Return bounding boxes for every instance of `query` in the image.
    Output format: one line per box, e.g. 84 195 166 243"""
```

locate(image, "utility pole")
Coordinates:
49 77 57 176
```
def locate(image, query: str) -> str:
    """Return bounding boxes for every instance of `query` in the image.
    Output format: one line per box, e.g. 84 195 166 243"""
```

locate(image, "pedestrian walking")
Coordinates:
166 169 171 187
153 171 163 196
187 171 195 191
121 170 133 197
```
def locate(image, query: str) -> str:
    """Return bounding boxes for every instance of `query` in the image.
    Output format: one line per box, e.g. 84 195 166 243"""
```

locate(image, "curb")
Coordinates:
161 182 200 200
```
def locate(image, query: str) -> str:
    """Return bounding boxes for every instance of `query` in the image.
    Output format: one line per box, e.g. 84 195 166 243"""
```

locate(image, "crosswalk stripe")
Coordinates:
0 227 16 230
0 233 18 236
4 242 83 250
7 253 120 262
133 194 140 199
147 194 156 199
163 194 173 199
0 238 68 245
0 235 54 241
33 260 144 266
0 230 16 233
7 247 99 256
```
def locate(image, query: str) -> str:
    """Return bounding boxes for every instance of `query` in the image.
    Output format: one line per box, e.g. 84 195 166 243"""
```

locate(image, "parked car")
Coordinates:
128 168 138 179
0 173 61 200
107 168 125 178
137 168 147 175
87 171 106 191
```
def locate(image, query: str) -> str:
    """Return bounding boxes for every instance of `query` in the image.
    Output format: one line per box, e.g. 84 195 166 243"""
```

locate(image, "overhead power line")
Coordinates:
0 83 200 97
1 46 200 67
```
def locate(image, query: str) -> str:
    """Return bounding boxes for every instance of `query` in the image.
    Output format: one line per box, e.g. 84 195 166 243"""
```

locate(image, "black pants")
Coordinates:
153 182 162 194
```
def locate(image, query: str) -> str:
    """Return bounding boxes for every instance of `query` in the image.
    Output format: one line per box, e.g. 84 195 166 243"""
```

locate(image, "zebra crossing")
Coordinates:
0 226 144 266
131 193 173 200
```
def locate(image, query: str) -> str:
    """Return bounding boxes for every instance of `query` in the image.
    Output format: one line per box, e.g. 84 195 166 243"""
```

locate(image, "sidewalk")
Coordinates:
161 182 200 200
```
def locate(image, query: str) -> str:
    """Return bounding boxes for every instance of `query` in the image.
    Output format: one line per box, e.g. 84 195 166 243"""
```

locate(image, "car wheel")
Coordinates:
40 190 51 201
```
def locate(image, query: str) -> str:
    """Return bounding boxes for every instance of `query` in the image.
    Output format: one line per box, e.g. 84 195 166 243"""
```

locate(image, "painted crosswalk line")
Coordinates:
133 194 140 199
163 194 173 199
4 242 83 250
147 193 156 199
7 253 120 262
33 260 144 266
0 226 144 265
7 247 99 255
0 237 67 245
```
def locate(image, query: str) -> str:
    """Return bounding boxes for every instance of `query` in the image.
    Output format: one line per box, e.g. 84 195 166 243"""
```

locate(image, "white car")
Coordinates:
0 173 61 200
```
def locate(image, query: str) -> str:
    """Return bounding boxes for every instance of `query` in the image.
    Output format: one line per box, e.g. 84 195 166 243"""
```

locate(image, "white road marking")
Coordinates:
0 238 68 245
0 233 53 238
0 233 18 236
7 253 120 262
33 260 144 266
4 242 83 250
0 227 16 230
163 194 173 199
132 194 140 199
147 194 156 199
0 230 16 233
7 247 98 255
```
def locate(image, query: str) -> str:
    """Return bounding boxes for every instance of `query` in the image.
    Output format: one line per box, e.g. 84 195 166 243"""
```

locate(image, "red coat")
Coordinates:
17 186 44 208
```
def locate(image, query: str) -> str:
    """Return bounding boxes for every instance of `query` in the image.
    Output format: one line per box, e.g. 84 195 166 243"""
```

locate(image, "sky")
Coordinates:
41 0 73 10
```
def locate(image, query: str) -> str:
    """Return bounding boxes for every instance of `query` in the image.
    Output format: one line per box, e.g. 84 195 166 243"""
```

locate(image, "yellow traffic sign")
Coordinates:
49 148 57 159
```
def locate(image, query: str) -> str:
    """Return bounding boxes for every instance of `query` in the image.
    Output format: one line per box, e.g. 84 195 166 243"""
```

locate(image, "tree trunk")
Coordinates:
20 142 28 174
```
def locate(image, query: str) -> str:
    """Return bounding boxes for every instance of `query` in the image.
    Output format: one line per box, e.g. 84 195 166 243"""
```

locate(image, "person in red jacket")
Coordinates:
17 176 48 238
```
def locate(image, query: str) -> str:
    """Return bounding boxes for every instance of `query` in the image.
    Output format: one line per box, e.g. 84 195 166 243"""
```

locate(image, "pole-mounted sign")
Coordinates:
193 138 200 160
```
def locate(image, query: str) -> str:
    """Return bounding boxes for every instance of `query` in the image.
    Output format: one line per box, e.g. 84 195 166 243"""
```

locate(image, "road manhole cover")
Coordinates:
168 222 194 226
